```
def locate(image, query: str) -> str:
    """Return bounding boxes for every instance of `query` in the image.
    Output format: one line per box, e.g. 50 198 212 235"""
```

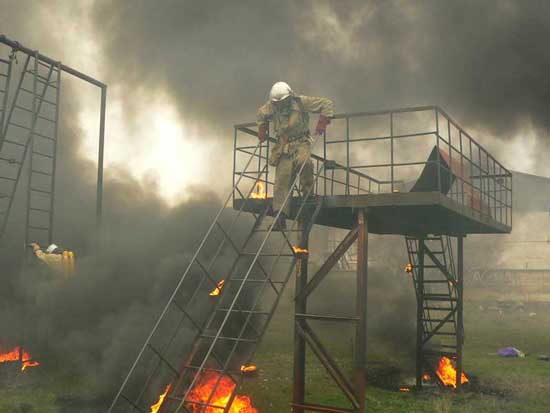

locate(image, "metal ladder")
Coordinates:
0 51 61 246
109 139 325 413
405 235 462 381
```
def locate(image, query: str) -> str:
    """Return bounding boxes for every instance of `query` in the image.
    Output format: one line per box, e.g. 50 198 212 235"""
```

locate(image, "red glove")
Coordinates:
315 115 331 136
258 124 268 142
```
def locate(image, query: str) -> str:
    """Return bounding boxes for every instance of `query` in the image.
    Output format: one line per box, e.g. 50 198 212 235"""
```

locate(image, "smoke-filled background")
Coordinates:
1 0 550 408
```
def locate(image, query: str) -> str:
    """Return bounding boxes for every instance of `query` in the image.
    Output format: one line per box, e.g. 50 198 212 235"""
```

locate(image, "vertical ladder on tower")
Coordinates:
405 235 462 384
0 51 61 246
109 138 325 413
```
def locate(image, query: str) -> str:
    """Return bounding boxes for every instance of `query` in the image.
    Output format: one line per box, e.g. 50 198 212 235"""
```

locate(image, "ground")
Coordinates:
0 272 549 413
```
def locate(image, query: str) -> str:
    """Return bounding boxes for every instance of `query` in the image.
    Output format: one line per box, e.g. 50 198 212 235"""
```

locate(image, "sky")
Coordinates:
2 0 550 205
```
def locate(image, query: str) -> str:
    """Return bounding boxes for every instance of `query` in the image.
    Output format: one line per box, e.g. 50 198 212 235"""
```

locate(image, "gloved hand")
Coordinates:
258 124 268 142
315 115 331 136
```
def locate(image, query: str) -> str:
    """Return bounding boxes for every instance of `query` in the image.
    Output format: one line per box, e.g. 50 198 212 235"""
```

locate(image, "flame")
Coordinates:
209 280 225 297
399 387 411 392
187 371 258 413
292 246 308 255
250 182 266 199
405 263 413 273
435 357 469 388
240 365 257 374
150 383 171 413
0 346 40 372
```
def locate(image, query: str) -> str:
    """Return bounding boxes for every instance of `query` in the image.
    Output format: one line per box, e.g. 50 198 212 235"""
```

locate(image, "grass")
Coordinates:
0 278 549 413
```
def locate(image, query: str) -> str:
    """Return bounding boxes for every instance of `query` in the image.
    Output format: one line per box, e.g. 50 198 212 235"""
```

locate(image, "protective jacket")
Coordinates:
256 95 334 141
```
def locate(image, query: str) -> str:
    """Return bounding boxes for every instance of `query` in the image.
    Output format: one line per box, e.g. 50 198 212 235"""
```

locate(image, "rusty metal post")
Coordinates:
293 219 309 413
416 237 425 388
355 210 368 412
456 235 464 389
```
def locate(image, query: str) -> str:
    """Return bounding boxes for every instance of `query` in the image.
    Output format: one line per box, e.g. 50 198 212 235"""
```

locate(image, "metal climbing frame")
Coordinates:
0 51 61 246
109 132 326 413
0 34 107 249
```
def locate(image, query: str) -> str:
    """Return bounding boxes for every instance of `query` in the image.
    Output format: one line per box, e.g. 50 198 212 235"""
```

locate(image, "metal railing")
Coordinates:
233 105 513 228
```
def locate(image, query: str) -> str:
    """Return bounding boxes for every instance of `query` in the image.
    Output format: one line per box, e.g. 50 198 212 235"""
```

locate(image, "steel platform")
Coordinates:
234 191 511 236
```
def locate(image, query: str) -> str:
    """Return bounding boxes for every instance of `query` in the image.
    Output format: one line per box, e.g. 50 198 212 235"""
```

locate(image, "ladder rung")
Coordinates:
254 228 302 232
31 169 53 177
32 151 54 159
216 308 270 316
27 225 49 231
0 176 16 181
29 187 52 195
241 253 294 257
423 306 453 311
25 70 51 82
199 334 257 343
9 121 32 132
424 295 457 301
14 104 34 114
35 77 58 89
229 278 284 284
422 318 454 323
423 280 452 283
19 87 36 96
36 97 57 106
2 137 26 147
37 114 56 123
295 313 359 322
29 207 51 213
439 344 458 349
37 59 60 71
33 130 56 141
430 332 456 336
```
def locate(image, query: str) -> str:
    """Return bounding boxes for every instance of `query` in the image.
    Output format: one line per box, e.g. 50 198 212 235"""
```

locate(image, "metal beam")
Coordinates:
293 219 309 413
355 210 368 412
0 34 106 88
456 235 464 389
298 225 359 300
415 237 425 388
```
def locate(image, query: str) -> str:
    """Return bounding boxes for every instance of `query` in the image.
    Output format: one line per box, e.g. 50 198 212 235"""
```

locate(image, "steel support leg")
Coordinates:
456 235 464 390
415 237 425 388
293 219 309 413
355 210 368 412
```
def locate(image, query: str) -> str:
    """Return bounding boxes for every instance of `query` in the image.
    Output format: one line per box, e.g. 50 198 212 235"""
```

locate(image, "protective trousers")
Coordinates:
270 139 314 216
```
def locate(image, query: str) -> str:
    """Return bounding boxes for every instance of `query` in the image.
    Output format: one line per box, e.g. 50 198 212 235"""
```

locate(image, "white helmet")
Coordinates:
269 81 293 102
46 244 59 254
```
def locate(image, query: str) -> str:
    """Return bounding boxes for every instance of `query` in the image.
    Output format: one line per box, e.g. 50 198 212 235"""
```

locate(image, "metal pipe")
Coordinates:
416 237 425 388
293 220 309 413
0 34 106 88
456 235 464 390
355 210 368 412
96 85 106 236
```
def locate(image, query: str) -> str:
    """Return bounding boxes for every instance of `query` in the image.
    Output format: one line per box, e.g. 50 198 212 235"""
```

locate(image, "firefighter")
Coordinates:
29 242 76 277
257 81 334 230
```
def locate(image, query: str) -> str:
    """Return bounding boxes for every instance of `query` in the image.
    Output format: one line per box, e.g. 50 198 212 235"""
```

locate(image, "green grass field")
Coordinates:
1 276 549 413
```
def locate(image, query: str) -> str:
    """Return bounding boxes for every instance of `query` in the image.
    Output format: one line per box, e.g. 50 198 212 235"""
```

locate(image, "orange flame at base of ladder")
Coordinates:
150 383 171 413
404 263 413 274
399 387 411 392
209 280 225 297
250 182 266 199
187 371 258 413
0 346 40 372
435 356 469 388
